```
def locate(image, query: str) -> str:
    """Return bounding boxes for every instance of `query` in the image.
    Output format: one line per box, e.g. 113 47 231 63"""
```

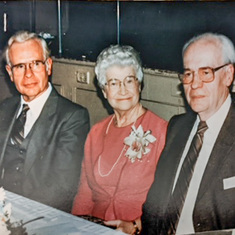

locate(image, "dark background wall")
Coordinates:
0 1 235 73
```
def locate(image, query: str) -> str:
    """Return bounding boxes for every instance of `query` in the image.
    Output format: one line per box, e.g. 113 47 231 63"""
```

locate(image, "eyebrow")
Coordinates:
107 75 136 81
183 66 213 71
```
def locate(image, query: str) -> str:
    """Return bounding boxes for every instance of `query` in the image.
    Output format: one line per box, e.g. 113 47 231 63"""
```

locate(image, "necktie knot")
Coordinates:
197 121 208 136
22 104 30 116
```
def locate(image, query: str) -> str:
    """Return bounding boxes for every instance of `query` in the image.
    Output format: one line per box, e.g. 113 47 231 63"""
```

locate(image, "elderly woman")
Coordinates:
72 45 167 234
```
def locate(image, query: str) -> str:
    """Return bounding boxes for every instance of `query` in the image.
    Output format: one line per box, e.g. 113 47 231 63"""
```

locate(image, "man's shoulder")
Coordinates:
51 89 88 112
169 111 196 126
166 111 196 137
0 96 19 109
58 95 86 110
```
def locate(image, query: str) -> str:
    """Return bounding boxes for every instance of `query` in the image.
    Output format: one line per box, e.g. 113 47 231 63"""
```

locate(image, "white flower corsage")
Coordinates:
0 187 11 235
124 124 156 163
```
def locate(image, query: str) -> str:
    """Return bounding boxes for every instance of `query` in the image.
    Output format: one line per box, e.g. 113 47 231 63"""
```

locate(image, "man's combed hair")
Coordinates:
183 32 235 64
4 30 50 65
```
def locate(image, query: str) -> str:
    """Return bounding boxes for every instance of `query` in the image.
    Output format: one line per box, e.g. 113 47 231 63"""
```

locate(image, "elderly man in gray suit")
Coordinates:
142 33 235 234
0 31 90 212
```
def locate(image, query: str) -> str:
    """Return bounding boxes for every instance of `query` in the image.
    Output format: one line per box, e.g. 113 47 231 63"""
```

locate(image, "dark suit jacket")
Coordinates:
0 88 90 212
142 104 235 234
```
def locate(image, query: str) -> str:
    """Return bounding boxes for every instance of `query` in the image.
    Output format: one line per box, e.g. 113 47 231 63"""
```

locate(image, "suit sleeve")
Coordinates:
51 107 90 212
27 106 90 212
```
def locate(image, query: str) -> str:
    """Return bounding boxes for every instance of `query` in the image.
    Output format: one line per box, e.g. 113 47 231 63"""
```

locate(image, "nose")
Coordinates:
119 81 127 95
191 72 203 89
24 63 33 77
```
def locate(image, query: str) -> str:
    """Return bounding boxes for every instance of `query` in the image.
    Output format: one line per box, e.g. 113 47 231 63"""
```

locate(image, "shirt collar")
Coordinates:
20 82 52 113
196 94 231 132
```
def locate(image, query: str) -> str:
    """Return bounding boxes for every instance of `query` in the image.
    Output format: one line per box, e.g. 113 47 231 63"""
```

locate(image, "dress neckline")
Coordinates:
110 109 148 130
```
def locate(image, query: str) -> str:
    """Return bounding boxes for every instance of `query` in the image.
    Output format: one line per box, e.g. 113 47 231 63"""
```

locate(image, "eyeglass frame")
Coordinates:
10 59 47 75
104 75 139 90
178 63 230 84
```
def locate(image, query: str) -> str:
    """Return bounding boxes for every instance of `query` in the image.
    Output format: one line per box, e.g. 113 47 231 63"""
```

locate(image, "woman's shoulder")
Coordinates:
145 109 168 126
89 115 114 133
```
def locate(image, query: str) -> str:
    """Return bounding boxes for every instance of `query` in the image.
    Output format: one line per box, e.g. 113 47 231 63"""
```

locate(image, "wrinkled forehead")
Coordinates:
8 39 44 64
183 39 223 69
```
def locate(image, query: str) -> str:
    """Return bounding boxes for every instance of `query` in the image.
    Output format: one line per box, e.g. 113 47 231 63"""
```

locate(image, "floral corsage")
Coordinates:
124 124 156 163
0 187 12 234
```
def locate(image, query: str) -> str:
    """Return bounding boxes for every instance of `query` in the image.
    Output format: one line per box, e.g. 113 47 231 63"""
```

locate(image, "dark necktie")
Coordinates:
10 104 30 145
168 121 208 233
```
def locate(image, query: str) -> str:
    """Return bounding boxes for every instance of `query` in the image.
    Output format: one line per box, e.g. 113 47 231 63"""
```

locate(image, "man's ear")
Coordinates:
5 65 14 82
102 89 107 99
225 64 234 87
46 57 53 76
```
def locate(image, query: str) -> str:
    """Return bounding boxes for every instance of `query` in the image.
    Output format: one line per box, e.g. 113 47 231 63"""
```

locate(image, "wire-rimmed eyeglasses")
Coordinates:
105 75 138 91
11 60 47 76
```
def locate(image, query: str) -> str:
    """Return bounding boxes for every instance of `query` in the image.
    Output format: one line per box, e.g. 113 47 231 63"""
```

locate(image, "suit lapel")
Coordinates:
169 113 197 189
159 112 197 201
197 104 235 200
23 89 59 174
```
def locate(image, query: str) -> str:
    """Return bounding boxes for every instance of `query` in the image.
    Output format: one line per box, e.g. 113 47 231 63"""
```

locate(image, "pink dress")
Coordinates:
72 110 167 221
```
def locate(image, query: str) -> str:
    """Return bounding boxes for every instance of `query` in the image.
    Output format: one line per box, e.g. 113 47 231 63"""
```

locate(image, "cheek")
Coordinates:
38 74 49 86
132 87 140 98
105 93 116 105
13 77 22 88
183 85 191 99
105 91 114 100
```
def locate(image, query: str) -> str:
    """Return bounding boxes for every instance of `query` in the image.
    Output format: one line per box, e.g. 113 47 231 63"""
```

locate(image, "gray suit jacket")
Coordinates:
142 104 235 234
0 88 90 212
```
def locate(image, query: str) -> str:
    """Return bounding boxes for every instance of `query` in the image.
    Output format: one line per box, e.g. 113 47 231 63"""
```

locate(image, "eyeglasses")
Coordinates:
11 60 47 76
178 63 229 84
105 75 138 91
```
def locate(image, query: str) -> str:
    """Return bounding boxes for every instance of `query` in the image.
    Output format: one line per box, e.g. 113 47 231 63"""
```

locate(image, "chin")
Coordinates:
116 105 133 111
191 106 207 114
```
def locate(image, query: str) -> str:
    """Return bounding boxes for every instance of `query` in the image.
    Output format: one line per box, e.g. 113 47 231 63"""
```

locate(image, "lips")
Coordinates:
117 97 132 101
23 82 37 88
190 92 206 99
192 95 205 99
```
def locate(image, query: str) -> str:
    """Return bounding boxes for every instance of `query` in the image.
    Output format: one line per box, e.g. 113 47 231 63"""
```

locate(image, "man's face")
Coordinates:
183 39 234 121
6 39 52 102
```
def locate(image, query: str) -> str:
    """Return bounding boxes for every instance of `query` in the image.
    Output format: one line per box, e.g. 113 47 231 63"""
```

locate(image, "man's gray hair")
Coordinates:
182 32 235 64
95 44 143 89
4 30 50 65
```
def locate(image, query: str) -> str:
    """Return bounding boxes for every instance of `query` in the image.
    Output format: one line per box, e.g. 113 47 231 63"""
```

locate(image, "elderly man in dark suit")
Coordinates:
142 33 235 234
0 31 90 212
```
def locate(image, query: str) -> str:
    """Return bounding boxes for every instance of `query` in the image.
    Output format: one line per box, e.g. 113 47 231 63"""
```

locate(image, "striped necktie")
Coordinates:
10 104 30 145
168 121 208 234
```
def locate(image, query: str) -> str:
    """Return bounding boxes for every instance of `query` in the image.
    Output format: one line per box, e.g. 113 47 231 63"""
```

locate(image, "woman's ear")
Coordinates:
102 89 107 99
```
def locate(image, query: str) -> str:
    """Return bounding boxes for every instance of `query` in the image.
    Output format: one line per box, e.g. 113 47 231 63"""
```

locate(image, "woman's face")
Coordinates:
102 65 141 113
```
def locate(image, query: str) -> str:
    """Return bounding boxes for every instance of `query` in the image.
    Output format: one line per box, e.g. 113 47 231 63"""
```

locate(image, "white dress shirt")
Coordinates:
173 95 232 235
17 83 52 138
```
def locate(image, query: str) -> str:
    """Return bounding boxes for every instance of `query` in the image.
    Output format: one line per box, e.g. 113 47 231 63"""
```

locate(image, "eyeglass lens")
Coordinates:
107 76 137 89
12 60 45 75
